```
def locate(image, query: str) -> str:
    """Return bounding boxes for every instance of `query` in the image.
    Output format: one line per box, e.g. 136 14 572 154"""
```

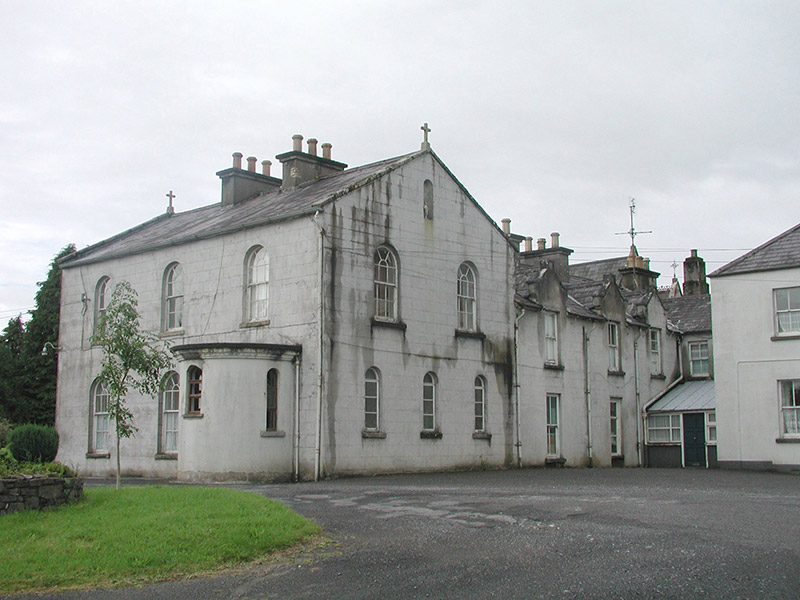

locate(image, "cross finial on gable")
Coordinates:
421 122 431 150
166 190 176 215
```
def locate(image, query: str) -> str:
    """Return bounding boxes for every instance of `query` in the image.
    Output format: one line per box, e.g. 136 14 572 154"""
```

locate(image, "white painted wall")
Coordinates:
711 267 800 469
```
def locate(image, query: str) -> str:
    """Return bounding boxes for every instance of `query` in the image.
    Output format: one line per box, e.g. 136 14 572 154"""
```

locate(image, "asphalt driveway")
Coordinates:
9 468 800 599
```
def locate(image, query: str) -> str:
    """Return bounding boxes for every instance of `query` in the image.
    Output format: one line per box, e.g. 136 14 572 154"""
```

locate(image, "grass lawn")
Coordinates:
0 486 320 594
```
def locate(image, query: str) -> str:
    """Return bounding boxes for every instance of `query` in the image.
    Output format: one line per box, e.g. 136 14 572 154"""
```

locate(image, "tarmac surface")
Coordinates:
8 468 800 599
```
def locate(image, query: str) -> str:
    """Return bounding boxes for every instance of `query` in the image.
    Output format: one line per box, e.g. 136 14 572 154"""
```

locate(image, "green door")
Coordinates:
683 413 706 467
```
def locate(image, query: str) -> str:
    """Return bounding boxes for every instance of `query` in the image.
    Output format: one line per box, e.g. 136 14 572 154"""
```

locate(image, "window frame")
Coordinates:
607 322 621 372
364 367 381 432
610 397 622 456
457 262 477 332
245 246 270 323
186 366 203 415
688 340 710 377
266 368 279 431
90 379 110 454
647 413 681 443
779 379 800 439
474 376 486 432
422 371 437 432
649 329 662 375
706 411 717 445
546 393 560 457
544 311 559 365
374 246 399 322
162 262 184 331
774 286 800 336
159 372 180 454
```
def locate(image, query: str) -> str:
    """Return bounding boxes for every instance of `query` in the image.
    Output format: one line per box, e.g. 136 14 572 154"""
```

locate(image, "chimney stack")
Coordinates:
277 134 347 190
683 249 710 296
501 218 511 235
519 233 573 282
217 150 281 206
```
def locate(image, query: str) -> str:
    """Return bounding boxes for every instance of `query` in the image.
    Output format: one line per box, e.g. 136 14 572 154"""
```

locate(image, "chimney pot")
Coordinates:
501 218 511 235
307 138 318 156
247 156 257 172
292 134 303 152
321 142 332 160
232 152 243 169
691 249 698 257
551 232 560 248
262 160 272 177
537 238 546 251
524 237 533 252
643 258 650 270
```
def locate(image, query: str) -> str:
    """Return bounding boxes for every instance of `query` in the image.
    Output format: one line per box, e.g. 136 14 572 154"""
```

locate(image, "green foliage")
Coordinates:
0 446 18 474
0 486 321 593
92 281 174 488
0 456 76 478
0 244 75 426
0 416 13 447
8 424 59 463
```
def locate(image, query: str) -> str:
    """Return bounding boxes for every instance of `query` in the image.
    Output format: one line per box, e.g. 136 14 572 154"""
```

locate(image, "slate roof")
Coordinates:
710 222 800 277
648 379 715 412
569 257 628 282
661 294 712 334
61 151 423 268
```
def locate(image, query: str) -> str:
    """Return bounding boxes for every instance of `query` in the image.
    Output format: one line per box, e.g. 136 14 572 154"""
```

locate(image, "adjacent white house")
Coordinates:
710 222 800 472
54 131 681 481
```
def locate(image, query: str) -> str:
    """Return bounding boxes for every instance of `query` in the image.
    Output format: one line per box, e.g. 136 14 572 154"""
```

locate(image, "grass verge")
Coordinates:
0 486 320 594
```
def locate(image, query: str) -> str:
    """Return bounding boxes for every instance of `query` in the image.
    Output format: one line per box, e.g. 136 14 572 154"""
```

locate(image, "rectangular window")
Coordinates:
775 287 800 335
610 398 621 456
546 394 560 456
544 312 558 365
689 341 709 377
779 379 800 438
608 323 620 372
706 411 717 444
649 329 661 375
647 414 681 443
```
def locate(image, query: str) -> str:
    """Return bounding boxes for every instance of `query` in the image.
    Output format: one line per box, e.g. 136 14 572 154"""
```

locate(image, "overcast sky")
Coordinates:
2 1 799 322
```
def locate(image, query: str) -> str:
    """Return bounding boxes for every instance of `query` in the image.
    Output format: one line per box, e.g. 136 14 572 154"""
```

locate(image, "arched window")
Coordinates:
163 263 183 331
423 179 434 220
186 366 202 414
90 379 110 453
160 372 180 453
474 376 486 432
266 369 279 431
246 246 269 322
457 263 477 331
374 246 398 321
422 372 437 431
94 276 110 334
364 367 380 431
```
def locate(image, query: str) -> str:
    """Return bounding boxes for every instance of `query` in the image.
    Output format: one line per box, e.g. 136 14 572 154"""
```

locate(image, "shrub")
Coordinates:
0 417 13 447
8 424 59 463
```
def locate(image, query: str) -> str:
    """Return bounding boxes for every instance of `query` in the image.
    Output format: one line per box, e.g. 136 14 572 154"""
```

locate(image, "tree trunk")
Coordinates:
115 413 121 490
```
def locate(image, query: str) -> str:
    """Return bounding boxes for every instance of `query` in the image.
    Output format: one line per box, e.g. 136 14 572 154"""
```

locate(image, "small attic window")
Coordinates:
423 179 434 220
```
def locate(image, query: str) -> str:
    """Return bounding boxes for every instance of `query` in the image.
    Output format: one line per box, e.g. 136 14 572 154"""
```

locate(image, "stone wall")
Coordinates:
0 476 83 515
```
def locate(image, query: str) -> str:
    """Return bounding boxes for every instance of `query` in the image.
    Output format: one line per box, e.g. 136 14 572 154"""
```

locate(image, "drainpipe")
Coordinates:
313 212 325 482
633 332 643 466
583 325 593 467
513 308 526 468
292 354 301 482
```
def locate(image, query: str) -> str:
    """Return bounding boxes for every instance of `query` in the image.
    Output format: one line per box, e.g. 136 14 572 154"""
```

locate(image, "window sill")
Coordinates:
241 319 270 328
86 452 110 459
544 362 564 371
159 328 185 338
371 317 407 331
650 373 666 380
455 329 485 340
472 431 492 441
183 412 204 419
776 437 800 444
155 453 177 460
607 370 625 377
362 429 387 439
771 333 800 341
260 429 286 438
420 430 443 439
